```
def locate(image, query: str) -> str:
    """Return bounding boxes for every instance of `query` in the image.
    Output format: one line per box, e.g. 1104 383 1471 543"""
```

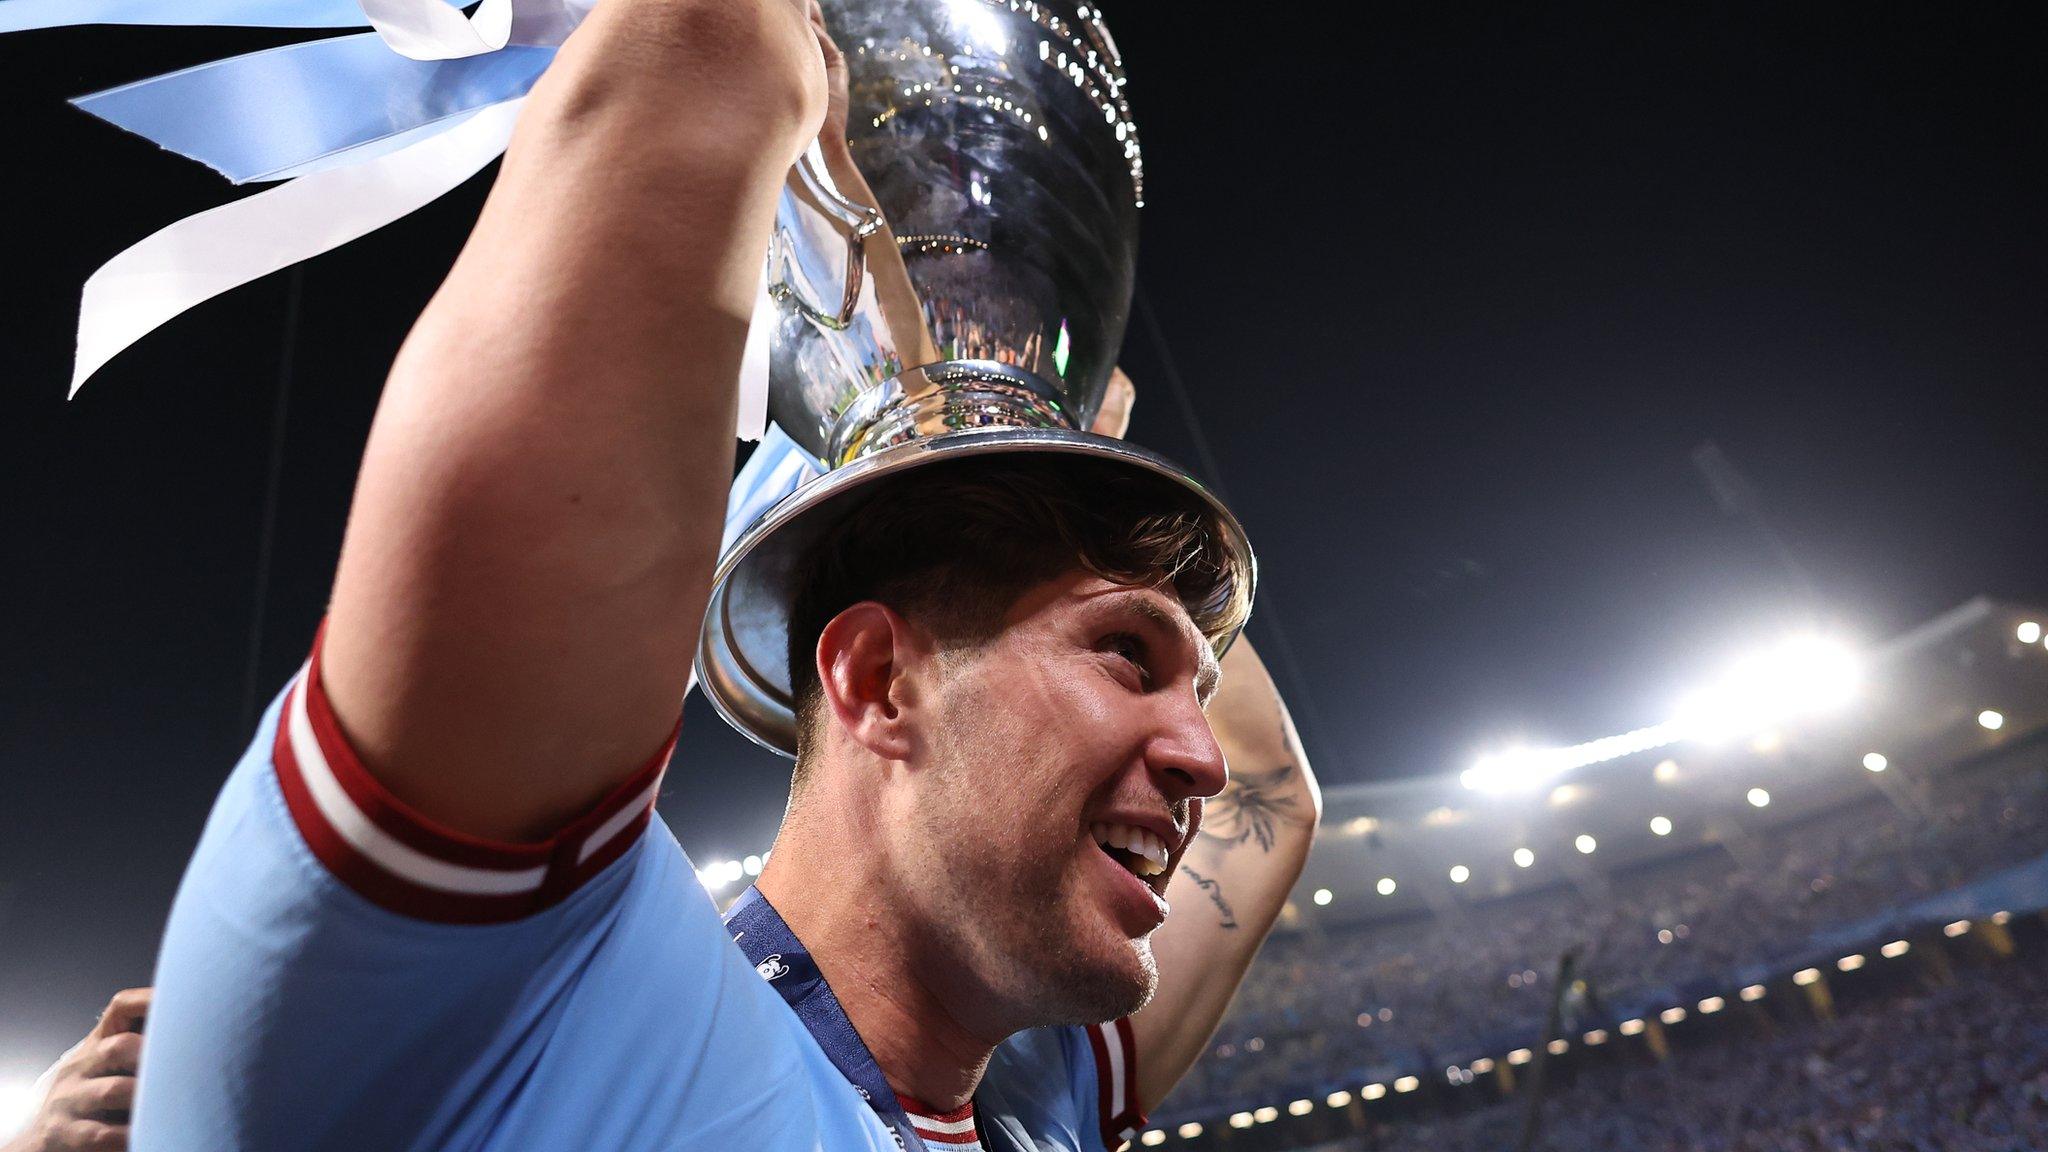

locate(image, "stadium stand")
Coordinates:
1137 600 2048 1150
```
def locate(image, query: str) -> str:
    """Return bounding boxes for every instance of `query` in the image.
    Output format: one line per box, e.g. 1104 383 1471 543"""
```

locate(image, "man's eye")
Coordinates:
1104 633 1153 685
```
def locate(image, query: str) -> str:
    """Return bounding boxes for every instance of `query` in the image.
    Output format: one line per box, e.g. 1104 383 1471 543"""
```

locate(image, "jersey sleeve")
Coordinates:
981 1019 1145 1152
269 627 674 922
133 629 694 1150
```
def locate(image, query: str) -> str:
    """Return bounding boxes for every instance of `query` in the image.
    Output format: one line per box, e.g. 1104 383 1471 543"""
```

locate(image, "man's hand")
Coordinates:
4 989 148 1152
1090 368 1136 441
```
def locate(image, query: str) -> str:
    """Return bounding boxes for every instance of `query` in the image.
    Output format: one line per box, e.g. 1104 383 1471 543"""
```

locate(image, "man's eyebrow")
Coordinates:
1125 594 1222 701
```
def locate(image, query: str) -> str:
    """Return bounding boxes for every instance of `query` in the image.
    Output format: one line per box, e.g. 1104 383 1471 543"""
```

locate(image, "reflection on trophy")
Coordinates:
698 0 1255 755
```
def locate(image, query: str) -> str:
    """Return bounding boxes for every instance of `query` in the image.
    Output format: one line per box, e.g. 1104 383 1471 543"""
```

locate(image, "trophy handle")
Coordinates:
769 144 885 331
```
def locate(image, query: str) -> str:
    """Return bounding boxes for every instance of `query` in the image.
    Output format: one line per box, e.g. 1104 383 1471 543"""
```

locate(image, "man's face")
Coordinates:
887 570 1227 1030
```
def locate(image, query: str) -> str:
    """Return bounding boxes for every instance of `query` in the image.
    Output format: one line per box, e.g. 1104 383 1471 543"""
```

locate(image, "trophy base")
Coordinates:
827 359 1076 467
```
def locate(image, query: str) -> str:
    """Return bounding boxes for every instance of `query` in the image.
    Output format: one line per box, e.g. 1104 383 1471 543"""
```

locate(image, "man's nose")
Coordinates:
1147 694 1229 801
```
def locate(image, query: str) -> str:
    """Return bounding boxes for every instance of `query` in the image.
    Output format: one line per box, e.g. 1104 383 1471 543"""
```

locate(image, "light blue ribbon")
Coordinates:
74 33 554 184
0 0 375 32
723 424 825 553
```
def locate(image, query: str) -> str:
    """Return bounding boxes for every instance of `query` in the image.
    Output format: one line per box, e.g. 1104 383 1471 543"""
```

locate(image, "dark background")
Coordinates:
1 4 2043 1068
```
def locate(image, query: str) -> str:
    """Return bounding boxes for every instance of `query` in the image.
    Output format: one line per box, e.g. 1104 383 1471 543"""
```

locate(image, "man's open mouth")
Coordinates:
1090 822 1171 880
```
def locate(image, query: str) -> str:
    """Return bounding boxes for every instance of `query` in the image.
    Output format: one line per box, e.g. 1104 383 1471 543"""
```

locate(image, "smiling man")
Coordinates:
132 1 1317 1149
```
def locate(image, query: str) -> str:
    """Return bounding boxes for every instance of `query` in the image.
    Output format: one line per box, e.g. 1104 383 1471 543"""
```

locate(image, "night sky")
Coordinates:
2 5 2043 1067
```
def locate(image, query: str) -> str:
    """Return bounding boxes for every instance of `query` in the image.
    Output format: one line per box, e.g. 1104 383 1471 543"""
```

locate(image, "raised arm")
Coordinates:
1132 638 1321 1112
319 0 827 841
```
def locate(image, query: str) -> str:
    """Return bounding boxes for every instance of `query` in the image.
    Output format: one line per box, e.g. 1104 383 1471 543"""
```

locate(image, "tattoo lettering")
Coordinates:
1200 763 1305 853
1180 864 1238 929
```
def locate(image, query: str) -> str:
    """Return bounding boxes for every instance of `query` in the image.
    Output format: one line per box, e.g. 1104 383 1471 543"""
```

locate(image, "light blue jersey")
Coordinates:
133 639 1145 1151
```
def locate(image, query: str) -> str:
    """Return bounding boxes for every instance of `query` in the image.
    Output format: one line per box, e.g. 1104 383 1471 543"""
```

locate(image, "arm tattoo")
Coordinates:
1199 763 1305 854
1180 864 1238 929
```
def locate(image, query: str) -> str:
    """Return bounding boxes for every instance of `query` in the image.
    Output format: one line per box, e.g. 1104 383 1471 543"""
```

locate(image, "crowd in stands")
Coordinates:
1166 746 2048 1121
1343 956 2048 1152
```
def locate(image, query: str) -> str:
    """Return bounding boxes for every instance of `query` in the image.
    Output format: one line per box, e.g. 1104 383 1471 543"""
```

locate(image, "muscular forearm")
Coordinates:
1134 638 1320 1110
324 0 824 840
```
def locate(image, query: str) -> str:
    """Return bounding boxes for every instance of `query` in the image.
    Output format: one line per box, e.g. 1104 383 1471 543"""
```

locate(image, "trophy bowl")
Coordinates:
697 0 1255 756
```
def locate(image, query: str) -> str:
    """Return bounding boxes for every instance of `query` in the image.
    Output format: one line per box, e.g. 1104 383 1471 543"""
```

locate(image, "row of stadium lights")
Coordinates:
1309 703 2024 910
699 627 2031 900
1137 914 2015 1146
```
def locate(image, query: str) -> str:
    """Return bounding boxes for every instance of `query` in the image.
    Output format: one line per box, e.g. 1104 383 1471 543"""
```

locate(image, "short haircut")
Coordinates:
786 454 1251 765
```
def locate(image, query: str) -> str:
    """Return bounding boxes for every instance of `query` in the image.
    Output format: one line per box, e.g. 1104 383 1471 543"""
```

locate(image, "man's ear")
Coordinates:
814 601 928 760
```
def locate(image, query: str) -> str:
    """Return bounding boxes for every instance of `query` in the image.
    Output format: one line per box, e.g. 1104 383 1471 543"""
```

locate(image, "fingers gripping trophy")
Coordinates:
704 0 1256 754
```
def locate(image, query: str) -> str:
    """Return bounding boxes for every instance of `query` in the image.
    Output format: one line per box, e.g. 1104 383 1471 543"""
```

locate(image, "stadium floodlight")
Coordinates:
1325 1090 1353 1109
1881 939 1910 959
1583 1029 1608 1045
1575 834 1598 854
1746 787 1771 808
1458 636 1861 795
1228 1112 1254 1129
1470 1057 1496 1074
1837 954 1865 972
1740 984 1767 1002
1312 887 1334 906
1140 1131 1167 1147
1393 1076 1420 1094
1252 1106 1278 1124
1547 784 1582 808
1461 721 1679 793
1178 1122 1203 1139
1671 635 1861 745
1287 1099 1313 1117
1376 877 1397 896
1362 1083 1387 1101
698 861 739 890
1513 847 1536 868
1862 752 1888 772
1978 709 2005 730
1659 1007 1687 1025
1793 967 1822 986
1650 815 1674 836
742 854 763 876
1507 1048 1533 1065
1547 1039 1569 1055
1994 910 2013 925
1944 919 1972 937
2019 621 2043 644
1618 1018 1645 1036
1698 996 1725 1014
1449 864 1471 884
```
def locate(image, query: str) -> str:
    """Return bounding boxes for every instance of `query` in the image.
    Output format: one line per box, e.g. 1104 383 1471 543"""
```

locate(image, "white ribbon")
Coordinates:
73 99 525 397
359 0 512 60
43 0 777 441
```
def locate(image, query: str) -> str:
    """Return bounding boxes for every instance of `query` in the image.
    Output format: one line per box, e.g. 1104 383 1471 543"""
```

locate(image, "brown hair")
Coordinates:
787 454 1250 762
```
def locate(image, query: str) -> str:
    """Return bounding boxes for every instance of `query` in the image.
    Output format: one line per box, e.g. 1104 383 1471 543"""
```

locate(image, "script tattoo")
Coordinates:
1199 763 1304 854
1180 865 1238 929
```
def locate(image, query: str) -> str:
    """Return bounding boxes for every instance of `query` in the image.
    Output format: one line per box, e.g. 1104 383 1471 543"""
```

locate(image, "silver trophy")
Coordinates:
697 0 1255 755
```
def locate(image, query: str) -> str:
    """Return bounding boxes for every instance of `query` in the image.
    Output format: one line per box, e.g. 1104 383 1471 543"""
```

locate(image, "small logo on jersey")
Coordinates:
755 954 789 981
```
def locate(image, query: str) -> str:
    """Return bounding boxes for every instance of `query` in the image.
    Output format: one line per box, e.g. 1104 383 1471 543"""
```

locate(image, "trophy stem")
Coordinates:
826 359 1078 466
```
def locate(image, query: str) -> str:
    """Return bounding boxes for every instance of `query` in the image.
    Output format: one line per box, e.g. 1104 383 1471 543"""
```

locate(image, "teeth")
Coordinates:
1092 821 1171 877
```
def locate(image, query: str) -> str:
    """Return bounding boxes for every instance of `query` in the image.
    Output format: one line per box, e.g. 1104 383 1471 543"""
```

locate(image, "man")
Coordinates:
133 0 1317 1148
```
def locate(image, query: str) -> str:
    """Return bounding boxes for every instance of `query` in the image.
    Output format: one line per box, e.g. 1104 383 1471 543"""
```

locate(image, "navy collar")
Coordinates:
724 885 929 1151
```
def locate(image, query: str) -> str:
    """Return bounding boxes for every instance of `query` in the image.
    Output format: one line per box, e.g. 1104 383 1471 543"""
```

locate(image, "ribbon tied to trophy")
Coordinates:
0 0 788 425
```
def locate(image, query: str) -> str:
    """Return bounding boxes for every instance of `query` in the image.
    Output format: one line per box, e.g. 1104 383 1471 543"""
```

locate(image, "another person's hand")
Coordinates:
4 988 148 1152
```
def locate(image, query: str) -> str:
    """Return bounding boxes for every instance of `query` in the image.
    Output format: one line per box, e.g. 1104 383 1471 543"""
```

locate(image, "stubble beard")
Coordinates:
907 767 1159 1032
